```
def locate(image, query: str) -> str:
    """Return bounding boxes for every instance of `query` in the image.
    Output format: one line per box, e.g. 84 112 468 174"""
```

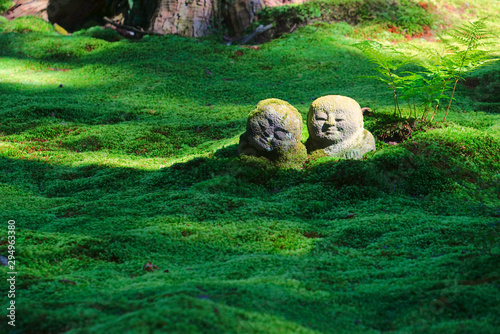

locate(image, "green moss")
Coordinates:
308 149 329 160
0 0 12 14
0 8 499 333
257 0 435 37
73 27 124 42
275 140 308 169
0 16 55 34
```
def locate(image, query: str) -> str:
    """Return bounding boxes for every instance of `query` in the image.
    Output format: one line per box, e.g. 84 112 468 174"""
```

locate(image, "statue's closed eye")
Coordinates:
274 128 289 140
315 112 328 121
257 118 273 134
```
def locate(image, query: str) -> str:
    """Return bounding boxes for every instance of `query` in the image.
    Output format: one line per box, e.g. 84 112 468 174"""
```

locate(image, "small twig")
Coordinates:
4 3 21 18
430 82 447 122
103 17 164 36
387 68 401 117
240 24 273 45
443 78 459 122
59 279 76 285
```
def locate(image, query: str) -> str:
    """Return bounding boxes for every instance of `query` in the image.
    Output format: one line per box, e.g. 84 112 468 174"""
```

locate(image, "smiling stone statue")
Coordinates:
306 95 375 159
238 98 307 167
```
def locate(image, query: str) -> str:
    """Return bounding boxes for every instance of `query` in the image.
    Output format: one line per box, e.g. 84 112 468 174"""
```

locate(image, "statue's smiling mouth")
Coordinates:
325 128 339 134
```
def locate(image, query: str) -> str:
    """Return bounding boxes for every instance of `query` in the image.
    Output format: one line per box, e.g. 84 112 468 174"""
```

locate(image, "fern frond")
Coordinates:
353 41 405 70
356 75 390 83
353 41 387 68
443 17 492 51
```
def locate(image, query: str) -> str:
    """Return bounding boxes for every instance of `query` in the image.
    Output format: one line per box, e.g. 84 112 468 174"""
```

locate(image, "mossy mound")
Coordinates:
1 13 499 333
73 26 124 42
0 15 55 34
256 0 435 38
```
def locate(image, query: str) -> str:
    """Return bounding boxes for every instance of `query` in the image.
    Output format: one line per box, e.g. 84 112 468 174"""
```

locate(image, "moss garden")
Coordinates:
0 0 499 333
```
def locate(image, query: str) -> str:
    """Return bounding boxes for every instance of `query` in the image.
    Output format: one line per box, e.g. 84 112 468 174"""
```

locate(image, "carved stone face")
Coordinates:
307 95 363 145
248 106 298 152
238 99 307 168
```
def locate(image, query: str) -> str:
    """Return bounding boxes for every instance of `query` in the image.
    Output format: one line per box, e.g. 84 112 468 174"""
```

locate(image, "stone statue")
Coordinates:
306 95 375 159
238 98 307 168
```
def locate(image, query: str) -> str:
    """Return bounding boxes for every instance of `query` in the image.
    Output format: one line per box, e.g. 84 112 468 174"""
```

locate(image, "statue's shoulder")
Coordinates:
362 129 376 152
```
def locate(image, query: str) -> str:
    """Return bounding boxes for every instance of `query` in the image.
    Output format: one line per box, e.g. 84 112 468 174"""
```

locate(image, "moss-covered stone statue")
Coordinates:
306 95 375 159
238 99 307 168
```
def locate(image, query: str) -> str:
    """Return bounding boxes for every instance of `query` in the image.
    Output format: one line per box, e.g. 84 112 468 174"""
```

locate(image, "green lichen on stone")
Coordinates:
308 148 328 160
238 98 306 169
273 140 307 169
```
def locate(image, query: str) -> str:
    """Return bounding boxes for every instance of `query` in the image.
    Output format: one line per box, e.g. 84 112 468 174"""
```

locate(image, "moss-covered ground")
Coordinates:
0 0 499 333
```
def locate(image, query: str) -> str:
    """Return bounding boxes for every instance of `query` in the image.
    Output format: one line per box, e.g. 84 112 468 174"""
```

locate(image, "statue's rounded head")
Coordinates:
307 95 363 145
247 99 302 153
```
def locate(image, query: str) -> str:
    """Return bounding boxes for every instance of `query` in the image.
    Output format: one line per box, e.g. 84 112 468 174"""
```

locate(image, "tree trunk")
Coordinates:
222 0 307 36
4 0 49 21
138 0 218 37
5 0 308 37
129 0 308 37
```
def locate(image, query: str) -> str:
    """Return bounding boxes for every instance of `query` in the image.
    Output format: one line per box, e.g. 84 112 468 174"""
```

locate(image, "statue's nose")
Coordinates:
325 117 336 125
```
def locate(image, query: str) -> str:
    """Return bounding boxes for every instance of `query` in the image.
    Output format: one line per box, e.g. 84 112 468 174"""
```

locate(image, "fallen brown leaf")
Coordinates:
241 45 260 50
143 260 159 272
59 279 76 285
